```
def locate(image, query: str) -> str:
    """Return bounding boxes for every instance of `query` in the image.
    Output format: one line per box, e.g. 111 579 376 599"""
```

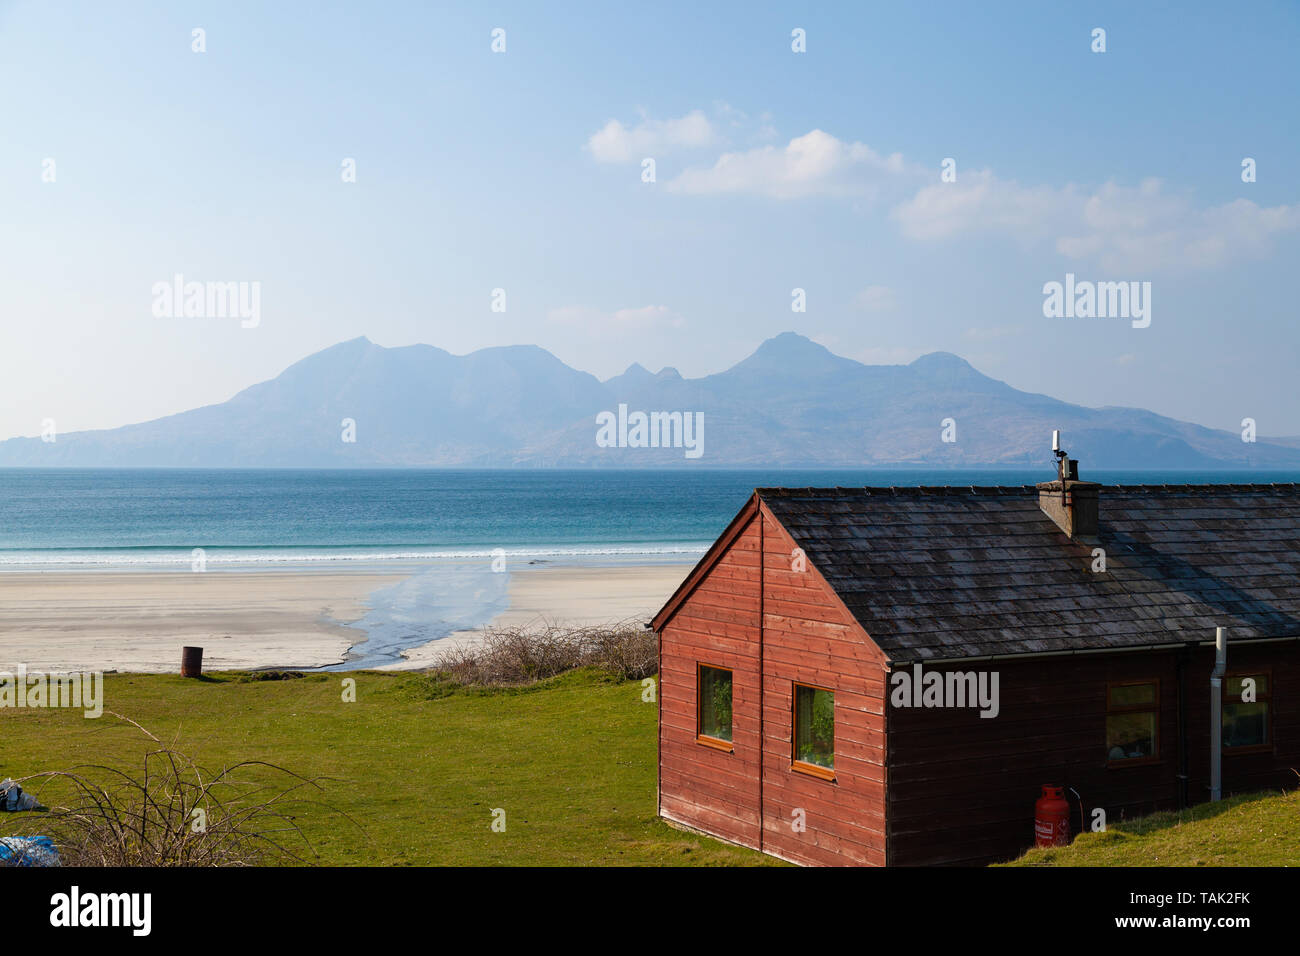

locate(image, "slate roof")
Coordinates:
757 484 1300 663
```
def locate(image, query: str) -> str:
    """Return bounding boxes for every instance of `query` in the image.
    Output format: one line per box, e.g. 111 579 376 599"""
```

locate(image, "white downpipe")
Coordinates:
1210 627 1227 802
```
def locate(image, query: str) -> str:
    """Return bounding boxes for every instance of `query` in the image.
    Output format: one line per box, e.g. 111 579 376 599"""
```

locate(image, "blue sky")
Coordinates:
2 0 1297 440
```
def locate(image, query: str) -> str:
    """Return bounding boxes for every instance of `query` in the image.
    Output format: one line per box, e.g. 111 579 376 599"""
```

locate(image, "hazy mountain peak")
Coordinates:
910 351 974 371
759 331 829 355
907 351 986 384
322 334 375 353
603 362 655 390
274 334 378 380
1 333 1296 469
313 335 374 355
731 332 859 375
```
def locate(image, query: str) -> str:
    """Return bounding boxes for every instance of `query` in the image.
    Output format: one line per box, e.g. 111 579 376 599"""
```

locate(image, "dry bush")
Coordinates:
10 714 346 867
432 620 656 686
583 622 658 681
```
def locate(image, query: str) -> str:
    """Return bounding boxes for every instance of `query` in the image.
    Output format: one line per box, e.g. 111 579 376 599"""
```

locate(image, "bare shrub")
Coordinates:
10 714 347 867
432 620 655 686
583 622 658 681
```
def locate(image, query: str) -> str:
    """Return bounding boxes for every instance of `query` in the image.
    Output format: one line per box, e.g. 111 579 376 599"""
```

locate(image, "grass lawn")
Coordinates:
11 668 1294 867
1002 788 1300 867
1 668 778 866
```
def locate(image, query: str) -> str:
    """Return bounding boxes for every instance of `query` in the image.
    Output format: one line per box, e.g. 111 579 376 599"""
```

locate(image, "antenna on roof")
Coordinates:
1052 429 1080 490
1052 430 1070 505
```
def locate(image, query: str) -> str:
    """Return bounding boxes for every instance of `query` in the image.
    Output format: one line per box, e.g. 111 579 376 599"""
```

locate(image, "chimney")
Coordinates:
1037 432 1101 538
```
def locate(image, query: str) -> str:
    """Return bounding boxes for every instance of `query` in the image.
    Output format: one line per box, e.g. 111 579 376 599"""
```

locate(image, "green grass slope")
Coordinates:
1003 788 1300 866
0 669 778 866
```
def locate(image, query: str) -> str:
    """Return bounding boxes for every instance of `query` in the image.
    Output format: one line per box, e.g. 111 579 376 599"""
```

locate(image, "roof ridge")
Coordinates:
755 482 1300 497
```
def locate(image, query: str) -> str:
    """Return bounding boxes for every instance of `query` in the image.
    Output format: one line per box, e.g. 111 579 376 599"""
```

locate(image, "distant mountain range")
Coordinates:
3 333 1297 468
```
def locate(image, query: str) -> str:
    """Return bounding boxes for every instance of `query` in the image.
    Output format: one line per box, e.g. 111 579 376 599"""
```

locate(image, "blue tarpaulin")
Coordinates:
0 836 60 867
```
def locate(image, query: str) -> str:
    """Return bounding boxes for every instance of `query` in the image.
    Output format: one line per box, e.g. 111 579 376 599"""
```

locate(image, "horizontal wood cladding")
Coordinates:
757 510 888 867
656 501 891 866
885 643 1300 866
658 511 763 851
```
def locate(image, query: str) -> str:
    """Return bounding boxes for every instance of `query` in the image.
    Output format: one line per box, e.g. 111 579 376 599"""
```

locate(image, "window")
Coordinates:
793 683 835 778
696 664 733 750
1223 673 1271 750
1106 681 1159 765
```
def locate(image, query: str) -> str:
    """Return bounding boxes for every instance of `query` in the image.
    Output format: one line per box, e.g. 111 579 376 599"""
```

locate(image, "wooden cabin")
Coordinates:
650 475 1300 866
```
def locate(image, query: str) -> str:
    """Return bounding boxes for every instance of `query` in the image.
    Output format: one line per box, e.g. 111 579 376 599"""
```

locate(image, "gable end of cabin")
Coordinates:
655 496 889 866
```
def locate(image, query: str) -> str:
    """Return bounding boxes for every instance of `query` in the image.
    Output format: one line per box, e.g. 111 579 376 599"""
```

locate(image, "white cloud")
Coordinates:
964 325 1022 341
1057 182 1300 271
894 172 1300 271
547 304 685 332
892 169 1069 242
666 129 908 199
712 100 748 128
585 110 717 164
854 285 897 312
635 119 1299 272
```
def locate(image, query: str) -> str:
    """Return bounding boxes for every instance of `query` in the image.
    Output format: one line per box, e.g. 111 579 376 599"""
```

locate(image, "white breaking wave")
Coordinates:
0 544 710 570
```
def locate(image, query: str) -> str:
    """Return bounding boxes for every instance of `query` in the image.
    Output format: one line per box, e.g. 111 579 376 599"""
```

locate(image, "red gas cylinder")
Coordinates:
1034 785 1071 848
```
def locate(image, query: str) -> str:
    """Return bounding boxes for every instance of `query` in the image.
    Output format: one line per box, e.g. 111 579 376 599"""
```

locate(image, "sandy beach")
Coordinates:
0 563 692 674
381 563 692 669
0 571 405 673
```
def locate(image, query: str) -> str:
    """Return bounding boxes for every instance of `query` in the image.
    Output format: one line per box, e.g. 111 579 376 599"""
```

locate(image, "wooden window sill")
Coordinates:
696 735 733 753
791 760 835 781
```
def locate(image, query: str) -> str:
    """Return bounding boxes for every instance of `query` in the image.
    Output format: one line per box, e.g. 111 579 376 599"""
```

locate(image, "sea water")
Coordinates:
2 468 1294 667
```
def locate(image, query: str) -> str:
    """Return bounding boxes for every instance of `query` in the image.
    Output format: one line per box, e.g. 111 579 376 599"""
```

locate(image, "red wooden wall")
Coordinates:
657 499 889 866
658 508 763 848
758 510 888 865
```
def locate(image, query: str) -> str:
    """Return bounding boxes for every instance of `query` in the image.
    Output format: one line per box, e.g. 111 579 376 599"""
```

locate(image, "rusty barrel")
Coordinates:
180 646 204 678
